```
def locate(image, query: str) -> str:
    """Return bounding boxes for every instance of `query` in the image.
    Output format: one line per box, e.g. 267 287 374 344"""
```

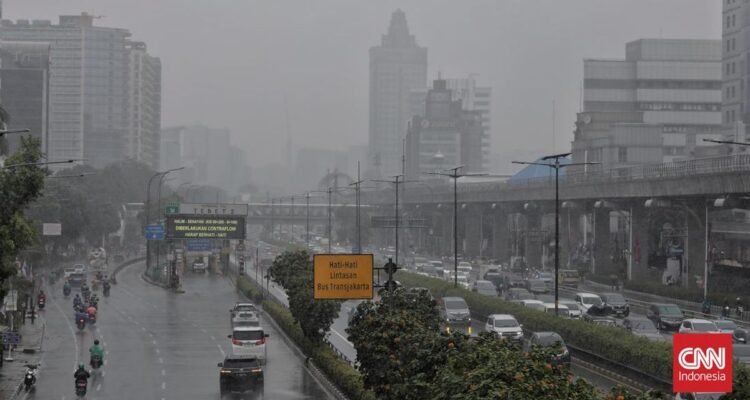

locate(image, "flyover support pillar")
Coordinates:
593 207 614 277
631 204 651 280
524 213 542 269
464 209 482 259
686 201 707 290
491 212 509 263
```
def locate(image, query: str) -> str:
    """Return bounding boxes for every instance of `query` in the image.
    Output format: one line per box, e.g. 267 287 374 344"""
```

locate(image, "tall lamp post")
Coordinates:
371 175 407 265
144 167 184 274
513 154 597 313
428 166 486 288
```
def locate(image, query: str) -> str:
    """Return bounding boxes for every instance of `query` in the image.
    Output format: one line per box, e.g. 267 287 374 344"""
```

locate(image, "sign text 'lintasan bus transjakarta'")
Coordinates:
313 254 373 300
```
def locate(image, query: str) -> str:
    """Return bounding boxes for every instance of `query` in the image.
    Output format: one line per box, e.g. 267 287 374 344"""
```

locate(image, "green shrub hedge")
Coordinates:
237 276 375 400
396 271 673 382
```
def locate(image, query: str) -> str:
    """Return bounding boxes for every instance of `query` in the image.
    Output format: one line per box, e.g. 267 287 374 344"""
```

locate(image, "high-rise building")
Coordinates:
405 79 484 180
571 39 722 170
368 10 427 178
0 41 50 155
126 41 161 170
1 14 147 168
446 75 491 170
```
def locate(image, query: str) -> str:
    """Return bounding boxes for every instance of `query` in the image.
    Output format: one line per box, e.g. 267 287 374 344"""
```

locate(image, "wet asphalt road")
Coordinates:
22 262 332 400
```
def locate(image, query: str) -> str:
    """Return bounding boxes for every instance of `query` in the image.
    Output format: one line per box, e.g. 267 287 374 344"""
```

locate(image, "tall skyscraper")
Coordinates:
1 14 156 168
368 10 427 178
445 75 491 171
722 0 748 143
126 41 162 169
571 39 722 170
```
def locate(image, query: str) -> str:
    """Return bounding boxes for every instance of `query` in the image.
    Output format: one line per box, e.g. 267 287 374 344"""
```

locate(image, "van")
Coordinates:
229 326 269 363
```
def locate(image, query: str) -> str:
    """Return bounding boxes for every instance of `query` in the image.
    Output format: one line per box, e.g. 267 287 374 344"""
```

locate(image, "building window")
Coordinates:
728 15 732 28
733 62 737 74
728 39 732 52
618 147 627 163
732 37 736 50
727 63 732 76
733 14 737 27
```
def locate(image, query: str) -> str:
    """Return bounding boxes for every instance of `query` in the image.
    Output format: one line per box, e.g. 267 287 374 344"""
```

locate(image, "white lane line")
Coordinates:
210 335 215 341
155 349 160 355
159 357 163 364
161 382 166 390
152 340 157 345
330 328 354 347
96 383 101 392
141 326 146 332
102 371 106 377
216 343 226 357
161 369 166 376
52 295 80 366
200 328 207 333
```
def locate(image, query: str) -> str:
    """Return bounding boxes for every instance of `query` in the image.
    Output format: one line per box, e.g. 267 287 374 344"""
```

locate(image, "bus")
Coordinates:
558 269 580 286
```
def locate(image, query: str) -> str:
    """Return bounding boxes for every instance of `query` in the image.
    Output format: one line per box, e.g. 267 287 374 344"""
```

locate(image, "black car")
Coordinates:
524 331 571 368
218 357 264 395
600 292 630 317
647 303 685 331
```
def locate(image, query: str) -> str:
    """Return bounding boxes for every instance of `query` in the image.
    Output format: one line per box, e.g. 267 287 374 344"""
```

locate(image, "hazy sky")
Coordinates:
5 1 720 171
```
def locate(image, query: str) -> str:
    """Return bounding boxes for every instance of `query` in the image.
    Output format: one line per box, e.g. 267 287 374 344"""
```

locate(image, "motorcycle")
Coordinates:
90 355 103 370
37 297 45 310
87 313 96 325
102 284 110 297
63 285 71 297
723 306 731 318
76 316 86 331
737 305 745 318
23 364 38 391
75 379 87 397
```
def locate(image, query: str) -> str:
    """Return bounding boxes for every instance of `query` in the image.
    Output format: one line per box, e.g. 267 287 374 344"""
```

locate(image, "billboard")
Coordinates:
166 215 246 239
313 254 373 300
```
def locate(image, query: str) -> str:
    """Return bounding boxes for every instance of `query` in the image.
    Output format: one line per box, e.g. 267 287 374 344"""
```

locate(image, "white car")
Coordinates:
73 264 86 274
520 299 546 312
192 258 207 272
678 318 720 334
231 311 260 327
229 326 269 363
559 301 582 319
543 303 570 318
574 292 603 313
485 314 523 341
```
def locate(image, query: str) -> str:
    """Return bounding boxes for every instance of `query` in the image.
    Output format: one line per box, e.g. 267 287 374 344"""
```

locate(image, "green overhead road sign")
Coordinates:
166 205 179 214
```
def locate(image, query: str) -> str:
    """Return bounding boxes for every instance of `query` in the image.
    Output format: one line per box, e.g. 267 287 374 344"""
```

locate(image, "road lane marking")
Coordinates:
152 340 157 345
159 357 163 364
161 369 166 376
96 383 101 391
52 295 80 366
161 382 166 390
155 348 160 355
329 328 354 347
216 343 226 357
102 371 106 377
210 335 215 340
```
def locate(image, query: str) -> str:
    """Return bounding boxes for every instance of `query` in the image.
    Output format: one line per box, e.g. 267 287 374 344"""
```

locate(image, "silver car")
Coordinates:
232 311 260 327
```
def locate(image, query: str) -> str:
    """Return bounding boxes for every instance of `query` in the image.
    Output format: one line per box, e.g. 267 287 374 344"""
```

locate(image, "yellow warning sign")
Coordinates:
313 254 374 300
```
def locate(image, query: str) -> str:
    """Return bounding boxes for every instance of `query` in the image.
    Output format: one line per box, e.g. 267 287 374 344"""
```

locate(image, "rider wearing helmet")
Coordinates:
74 363 90 380
73 294 82 308
89 339 104 364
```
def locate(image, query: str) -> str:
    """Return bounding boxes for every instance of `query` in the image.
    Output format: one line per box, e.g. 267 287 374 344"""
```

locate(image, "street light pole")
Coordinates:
371 175 405 265
513 154 597 313
328 187 333 253
428 166 486 288
306 192 311 248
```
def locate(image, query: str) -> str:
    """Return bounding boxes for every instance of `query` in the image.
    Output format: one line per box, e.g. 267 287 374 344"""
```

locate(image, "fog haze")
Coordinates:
5 0 720 172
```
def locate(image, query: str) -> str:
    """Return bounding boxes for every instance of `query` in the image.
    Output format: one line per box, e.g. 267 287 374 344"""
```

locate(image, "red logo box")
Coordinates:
673 333 732 393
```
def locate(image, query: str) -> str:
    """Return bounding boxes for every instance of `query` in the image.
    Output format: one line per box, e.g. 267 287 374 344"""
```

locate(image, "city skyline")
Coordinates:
4 0 720 173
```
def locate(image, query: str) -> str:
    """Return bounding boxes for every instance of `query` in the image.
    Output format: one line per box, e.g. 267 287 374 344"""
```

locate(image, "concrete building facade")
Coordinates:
126 41 161 169
572 39 722 171
0 41 50 155
405 79 484 181
0 14 155 168
368 9 427 179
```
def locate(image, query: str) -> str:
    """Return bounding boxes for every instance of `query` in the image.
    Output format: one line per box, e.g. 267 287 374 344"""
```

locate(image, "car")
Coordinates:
440 297 472 335
192 258 207 272
583 304 615 324
647 303 685 331
536 272 554 285
678 318 720 334
520 299 546 312
232 311 260 327
713 319 748 343
457 261 473 276
524 332 571 368
472 280 498 297
63 266 76 279
73 264 86 274
543 303 570 318
230 302 258 317
483 266 503 287
229 326 269 363
505 288 533 301
526 279 549 294
588 316 617 327
559 301 582 319
622 317 665 342
600 292 630 317
217 356 263 396
485 314 523 341
407 287 435 301
69 272 86 287
535 294 555 303
574 292 603 313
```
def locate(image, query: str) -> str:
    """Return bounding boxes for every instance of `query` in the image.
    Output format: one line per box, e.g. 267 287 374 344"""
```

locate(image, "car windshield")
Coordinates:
605 294 626 302
715 320 737 330
493 318 518 328
233 330 264 341
658 305 682 316
445 300 468 310
235 304 256 312
630 319 657 332
581 296 601 305
692 322 717 331
529 280 545 287
561 303 579 311
534 334 564 346
222 358 260 369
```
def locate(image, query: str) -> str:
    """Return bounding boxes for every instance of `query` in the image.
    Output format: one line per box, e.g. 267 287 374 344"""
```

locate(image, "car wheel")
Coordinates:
658 321 664 331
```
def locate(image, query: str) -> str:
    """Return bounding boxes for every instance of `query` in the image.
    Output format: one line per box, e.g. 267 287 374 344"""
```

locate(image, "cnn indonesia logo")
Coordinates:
673 334 733 393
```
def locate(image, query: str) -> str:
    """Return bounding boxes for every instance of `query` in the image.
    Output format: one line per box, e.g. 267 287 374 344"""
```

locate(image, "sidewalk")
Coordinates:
0 316 46 400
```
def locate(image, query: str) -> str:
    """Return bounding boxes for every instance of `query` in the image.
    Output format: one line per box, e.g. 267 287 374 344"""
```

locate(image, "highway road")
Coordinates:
22 260 333 400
